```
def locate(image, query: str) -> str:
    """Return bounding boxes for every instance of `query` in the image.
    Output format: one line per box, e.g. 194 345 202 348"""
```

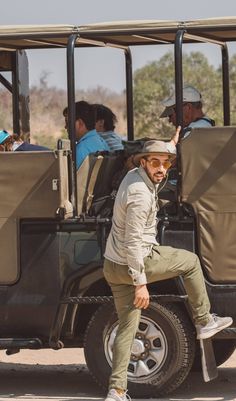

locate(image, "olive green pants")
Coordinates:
103 245 211 391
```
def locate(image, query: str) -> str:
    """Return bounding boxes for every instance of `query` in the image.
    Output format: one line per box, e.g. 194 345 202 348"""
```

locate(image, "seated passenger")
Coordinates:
0 130 49 151
160 85 215 151
63 101 109 169
93 104 124 151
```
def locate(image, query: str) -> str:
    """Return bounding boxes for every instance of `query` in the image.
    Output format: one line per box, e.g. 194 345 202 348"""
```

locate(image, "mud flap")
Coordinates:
200 338 218 382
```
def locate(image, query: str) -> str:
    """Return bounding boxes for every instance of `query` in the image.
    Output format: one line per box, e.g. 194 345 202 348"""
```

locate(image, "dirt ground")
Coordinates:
0 347 235 401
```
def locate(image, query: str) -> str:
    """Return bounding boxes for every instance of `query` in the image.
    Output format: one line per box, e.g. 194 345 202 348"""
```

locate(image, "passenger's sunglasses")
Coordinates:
145 158 172 170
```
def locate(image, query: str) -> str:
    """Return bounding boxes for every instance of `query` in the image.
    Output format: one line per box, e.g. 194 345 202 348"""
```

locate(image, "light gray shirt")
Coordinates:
104 166 159 285
166 116 213 153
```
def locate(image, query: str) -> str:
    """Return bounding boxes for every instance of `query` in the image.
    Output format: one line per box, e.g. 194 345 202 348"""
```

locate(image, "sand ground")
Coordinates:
0 347 235 401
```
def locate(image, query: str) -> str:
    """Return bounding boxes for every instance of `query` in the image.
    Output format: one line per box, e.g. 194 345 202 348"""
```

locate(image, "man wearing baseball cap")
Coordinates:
103 136 232 401
160 85 215 149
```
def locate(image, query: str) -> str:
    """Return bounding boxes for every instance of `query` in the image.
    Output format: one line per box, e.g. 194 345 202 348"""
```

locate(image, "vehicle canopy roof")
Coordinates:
1 17 236 50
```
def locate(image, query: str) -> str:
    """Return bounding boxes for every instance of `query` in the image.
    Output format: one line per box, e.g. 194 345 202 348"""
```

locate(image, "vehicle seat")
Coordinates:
76 151 124 218
76 153 104 216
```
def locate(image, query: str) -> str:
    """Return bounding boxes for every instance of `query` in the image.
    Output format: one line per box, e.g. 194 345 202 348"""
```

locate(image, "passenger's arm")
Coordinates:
167 125 181 152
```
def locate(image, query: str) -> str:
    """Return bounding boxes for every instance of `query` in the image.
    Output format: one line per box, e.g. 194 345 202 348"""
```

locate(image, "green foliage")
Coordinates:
133 51 224 139
1 52 236 146
228 54 236 125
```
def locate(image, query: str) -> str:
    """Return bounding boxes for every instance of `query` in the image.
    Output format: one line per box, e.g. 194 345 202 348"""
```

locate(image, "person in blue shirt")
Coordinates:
93 104 124 151
63 101 109 169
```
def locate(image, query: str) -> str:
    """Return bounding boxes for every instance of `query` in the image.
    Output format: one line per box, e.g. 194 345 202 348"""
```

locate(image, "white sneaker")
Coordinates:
105 389 131 401
196 314 233 340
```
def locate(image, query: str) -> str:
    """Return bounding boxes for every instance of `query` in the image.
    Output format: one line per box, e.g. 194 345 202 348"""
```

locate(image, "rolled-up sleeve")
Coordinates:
125 188 152 285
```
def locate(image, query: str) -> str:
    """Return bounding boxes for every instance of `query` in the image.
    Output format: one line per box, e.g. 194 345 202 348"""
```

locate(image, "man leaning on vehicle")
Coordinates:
103 136 232 401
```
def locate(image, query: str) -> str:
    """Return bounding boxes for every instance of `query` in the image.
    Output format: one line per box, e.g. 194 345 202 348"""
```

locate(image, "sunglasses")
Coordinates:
145 158 172 170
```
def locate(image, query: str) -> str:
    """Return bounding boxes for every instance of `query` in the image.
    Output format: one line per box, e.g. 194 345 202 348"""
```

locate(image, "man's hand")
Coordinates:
134 284 150 309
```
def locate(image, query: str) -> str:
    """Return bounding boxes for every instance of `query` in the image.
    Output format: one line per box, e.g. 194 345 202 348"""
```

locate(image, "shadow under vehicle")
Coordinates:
0 18 236 397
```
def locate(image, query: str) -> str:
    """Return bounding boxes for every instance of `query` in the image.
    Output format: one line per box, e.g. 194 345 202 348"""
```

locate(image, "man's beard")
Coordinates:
145 167 165 184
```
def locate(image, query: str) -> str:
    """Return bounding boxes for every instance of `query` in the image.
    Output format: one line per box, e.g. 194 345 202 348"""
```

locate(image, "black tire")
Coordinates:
192 339 236 371
84 301 195 397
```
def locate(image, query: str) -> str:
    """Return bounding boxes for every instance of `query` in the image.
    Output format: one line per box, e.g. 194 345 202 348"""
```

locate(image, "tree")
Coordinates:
133 51 222 139
228 54 236 125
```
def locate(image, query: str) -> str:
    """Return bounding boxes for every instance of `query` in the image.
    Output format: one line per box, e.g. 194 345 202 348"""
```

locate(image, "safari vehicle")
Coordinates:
0 18 236 397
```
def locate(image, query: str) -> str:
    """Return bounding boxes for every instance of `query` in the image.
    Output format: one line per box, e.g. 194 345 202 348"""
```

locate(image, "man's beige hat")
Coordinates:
160 85 202 118
133 140 176 165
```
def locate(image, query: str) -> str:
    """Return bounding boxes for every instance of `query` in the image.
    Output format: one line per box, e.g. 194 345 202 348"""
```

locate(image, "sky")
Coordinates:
1 0 236 92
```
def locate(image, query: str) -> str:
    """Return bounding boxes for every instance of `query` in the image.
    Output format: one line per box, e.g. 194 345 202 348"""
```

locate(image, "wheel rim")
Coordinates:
104 315 168 382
